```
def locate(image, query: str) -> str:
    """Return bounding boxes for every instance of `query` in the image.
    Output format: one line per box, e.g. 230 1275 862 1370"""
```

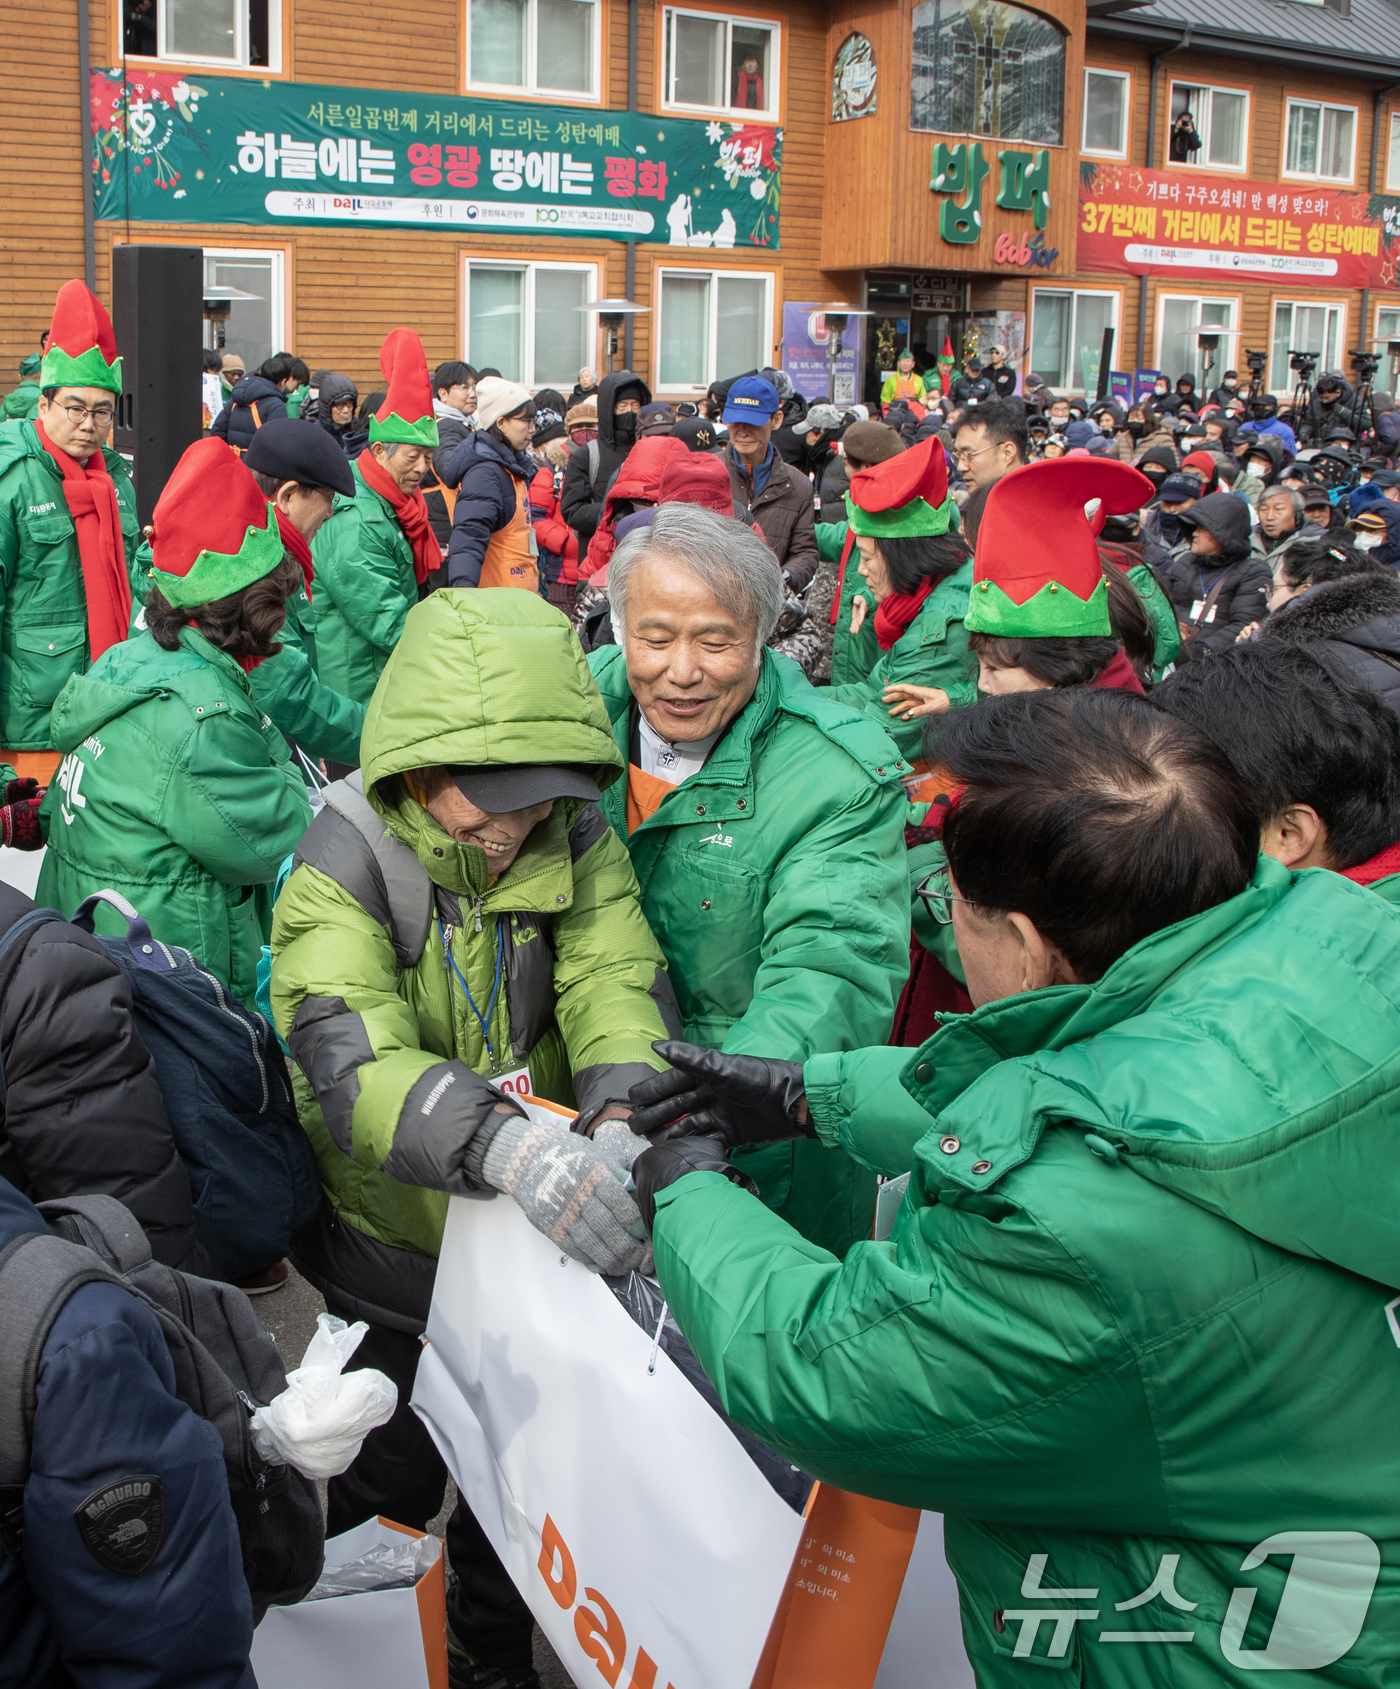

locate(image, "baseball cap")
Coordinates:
1349 509 1388 534
804 404 844 432
1300 484 1334 509
1368 468 1400 489
721 375 780 426
1158 474 1200 502
449 764 601 812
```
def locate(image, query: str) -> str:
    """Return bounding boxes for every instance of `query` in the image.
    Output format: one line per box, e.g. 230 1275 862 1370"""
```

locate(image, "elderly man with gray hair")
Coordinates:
585 502 911 1255
1257 484 1323 560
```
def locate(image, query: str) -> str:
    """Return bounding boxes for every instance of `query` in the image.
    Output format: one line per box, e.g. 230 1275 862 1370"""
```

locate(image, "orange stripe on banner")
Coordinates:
751 1485 922 1689
1 749 61 783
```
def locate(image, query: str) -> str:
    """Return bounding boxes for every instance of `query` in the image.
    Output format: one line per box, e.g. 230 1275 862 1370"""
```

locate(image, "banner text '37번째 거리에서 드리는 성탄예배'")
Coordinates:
1078 159 1400 289
90 68 783 248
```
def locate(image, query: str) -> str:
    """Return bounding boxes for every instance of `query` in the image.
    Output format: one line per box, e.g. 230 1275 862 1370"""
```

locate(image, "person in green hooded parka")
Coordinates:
628 686 1400 1689
1 352 43 422
587 501 910 1258
37 437 313 1008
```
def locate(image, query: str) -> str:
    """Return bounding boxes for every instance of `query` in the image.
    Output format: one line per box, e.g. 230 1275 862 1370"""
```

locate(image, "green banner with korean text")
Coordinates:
90 70 782 248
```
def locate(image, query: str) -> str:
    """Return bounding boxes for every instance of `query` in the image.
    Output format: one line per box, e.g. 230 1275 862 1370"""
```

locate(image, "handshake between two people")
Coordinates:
473 1043 810 1276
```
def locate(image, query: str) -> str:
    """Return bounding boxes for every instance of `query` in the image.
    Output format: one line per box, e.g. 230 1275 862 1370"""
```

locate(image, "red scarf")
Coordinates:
275 506 314 601
1087 647 1145 695
1341 839 1400 885
357 450 439 585
829 528 856 627
874 576 936 651
36 421 131 660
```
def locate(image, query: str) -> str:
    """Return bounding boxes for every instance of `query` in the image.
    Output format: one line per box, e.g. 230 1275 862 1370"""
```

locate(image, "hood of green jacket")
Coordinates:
910 854 1400 1287
49 628 245 750
362 588 623 792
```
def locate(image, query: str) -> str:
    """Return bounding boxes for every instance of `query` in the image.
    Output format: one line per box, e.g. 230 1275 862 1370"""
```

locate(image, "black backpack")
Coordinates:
57 891 322 1280
0 1192 324 1618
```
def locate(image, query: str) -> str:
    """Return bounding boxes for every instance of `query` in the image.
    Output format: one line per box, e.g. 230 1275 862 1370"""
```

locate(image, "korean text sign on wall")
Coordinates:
1079 161 1400 289
90 70 783 248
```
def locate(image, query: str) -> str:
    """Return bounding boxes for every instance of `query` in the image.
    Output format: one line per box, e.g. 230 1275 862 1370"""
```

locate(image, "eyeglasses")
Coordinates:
57 402 115 426
915 866 975 926
951 442 994 466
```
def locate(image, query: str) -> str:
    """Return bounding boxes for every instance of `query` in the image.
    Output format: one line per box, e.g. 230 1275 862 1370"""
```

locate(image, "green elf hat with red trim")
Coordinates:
41 280 122 394
966 458 1155 638
369 327 439 449
149 437 283 609
845 434 954 538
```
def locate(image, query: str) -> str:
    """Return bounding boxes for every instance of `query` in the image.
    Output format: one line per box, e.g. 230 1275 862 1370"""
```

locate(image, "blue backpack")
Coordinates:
54 891 321 1280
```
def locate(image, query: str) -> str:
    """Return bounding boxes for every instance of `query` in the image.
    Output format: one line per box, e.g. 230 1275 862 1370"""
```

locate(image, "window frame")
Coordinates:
1028 286 1122 395
1082 65 1131 160
650 262 777 395
459 255 602 391
1387 112 1400 192
1166 79 1252 174
659 5 783 123
908 0 1066 145
199 246 288 368
119 0 284 73
1268 296 1347 395
1374 301 1400 355
1281 95 1358 185
1153 291 1243 392
462 0 604 103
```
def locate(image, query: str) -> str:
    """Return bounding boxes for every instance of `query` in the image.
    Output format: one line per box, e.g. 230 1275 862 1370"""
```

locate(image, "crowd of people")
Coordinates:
0 280 1396 1689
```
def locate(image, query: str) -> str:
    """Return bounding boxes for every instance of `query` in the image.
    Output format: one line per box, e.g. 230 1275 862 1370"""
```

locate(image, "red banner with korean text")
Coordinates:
1078 161 1400 290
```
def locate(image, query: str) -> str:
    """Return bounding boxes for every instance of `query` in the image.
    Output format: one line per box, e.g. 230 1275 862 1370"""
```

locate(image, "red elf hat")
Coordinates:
41 280 122 393
149 437 282 609
370 327 438 449
966 458 1155 638
845 434 953 538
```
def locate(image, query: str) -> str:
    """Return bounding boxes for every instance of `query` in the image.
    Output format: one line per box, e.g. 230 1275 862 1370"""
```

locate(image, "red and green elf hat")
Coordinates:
369 327 439 449
149 437 283 609
40 280 122 394
966 458 1155 639
845 434 954 538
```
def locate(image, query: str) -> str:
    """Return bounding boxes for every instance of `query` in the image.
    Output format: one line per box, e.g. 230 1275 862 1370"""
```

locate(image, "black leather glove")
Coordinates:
628 1040 813 1149
632 1134 759 1234
0 786 44 851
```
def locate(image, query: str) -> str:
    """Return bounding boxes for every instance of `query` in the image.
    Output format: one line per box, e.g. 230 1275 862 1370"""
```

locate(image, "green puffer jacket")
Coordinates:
131 536 366 767
0 382 40 423
0 420 139 750
310 459 419 706
271 590 669 1331
588 645 910 1257
1125 558 1181 682
36 627 313 1005
814 522 880 687
652 858 1400 1686
829 557 979 762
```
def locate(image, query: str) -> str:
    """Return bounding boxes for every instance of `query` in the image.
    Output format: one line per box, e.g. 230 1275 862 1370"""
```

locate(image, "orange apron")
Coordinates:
626 763 673 836
479 475 541 594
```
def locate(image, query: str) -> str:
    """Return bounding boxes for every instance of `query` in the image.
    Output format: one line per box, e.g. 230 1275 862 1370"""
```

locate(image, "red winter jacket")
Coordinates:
579 436 689 579
529 462 579 584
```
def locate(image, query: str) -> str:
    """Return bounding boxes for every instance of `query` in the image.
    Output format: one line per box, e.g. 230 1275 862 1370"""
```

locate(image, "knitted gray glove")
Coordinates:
590 1119 650 1179
482 1117 648 1275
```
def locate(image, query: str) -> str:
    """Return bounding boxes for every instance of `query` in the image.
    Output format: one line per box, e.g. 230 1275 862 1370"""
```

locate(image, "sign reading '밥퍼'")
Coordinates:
1078 159 1400 290
90 69 783 248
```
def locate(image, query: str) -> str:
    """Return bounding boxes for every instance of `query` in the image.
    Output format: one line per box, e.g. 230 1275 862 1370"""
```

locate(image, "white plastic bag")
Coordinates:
251 1312 398 1479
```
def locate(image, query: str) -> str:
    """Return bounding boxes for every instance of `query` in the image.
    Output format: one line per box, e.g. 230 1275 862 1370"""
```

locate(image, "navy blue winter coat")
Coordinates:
210 377 288 453
439 429 533 588
0 1178 254 1688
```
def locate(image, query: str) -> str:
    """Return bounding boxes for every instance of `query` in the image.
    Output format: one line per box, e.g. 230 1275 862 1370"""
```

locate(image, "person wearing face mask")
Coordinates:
1139 471 1200 570
1159 491 1272 658
272 587 669 1689
437 378 541 596
560 369 651 556
1207 369 1242 408
1126 403 1179 465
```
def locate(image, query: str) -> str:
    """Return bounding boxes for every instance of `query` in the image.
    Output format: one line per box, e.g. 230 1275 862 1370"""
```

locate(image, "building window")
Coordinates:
466 0 599 98
203 250 284 369
1378 306 1400 352
910 0 1065 145
1284 99 1356 183
124 0 278 67
1270 300 1345 393
662 9 779 120
463 261 598 389
1082 67 1129 157
1029 289 1117 392
1158 295 1236 390
656 269 772 390
1387 114 1400 190
1168 83 1248 171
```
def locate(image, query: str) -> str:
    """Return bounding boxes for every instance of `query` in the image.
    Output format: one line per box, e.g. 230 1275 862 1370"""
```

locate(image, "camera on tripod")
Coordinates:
1244 348 1268 377
1351 350 1382 383
1289 350 1318 379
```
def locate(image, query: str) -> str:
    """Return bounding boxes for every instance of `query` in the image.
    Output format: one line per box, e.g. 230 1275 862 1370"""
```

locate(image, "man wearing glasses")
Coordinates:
0 281 137 783
952 398 1029 543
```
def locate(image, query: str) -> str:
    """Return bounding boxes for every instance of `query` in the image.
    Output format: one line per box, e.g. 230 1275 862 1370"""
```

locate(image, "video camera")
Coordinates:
1351 350 1382 384
1289 350 1318 379
1244 348 1268 377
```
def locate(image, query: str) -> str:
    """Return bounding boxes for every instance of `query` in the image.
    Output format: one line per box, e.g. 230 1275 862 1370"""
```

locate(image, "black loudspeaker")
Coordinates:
112 245 204 527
